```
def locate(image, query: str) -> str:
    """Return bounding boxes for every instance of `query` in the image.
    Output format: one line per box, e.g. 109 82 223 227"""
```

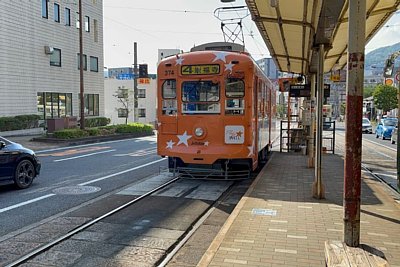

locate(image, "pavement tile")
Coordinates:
200 152 400 267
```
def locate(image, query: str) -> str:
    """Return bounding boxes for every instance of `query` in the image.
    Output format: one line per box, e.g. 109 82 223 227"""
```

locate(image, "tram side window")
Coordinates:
225 78 245 115
162 79 177 115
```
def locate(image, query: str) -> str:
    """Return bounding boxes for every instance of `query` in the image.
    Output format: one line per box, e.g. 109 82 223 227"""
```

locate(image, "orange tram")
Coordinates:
157 42 277 179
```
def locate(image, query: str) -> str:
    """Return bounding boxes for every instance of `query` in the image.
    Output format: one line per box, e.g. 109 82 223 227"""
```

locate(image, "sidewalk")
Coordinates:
198 152 400 267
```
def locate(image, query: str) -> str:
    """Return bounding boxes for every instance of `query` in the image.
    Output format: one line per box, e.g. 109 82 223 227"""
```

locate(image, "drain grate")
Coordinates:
53 185 101 195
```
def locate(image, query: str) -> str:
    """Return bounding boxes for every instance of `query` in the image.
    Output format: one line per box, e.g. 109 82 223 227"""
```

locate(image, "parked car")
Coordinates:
0 136 41 189
362 118 372 134
391 127 398 144
375 118 398 140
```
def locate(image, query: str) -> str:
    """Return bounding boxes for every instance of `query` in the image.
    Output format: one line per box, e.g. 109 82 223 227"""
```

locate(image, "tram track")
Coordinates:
4 170 248 267
4 175 181 267
335 131 400 197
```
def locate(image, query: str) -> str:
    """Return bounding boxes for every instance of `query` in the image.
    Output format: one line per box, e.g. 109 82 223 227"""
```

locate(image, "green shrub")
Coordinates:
84 117 110 127
52 123 153 139
0 114 40 131
114 123 153 134
53 129 89 139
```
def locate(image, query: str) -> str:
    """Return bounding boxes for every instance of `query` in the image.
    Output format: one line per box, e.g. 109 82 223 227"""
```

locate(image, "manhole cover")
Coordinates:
53 185 101 195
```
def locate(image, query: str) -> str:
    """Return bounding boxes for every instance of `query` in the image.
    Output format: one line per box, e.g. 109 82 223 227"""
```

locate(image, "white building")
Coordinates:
104 75 157 126
0 0 104 121
158 49 182 63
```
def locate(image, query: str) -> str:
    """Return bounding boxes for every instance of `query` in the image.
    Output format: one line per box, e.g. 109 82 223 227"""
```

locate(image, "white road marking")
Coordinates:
36 135 157 154
79 158 167 185
1 158 166 213
53 149 116 162
0 194 55 214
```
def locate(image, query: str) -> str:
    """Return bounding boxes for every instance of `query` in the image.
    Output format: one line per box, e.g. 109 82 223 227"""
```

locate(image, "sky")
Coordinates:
103 1 400 74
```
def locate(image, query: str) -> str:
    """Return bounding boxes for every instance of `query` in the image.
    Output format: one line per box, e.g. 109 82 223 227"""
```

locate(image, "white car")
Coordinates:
362 118 372 134
391 127 397 144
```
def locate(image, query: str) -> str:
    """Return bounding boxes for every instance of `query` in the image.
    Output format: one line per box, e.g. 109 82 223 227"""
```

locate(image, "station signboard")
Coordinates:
289 83 331 98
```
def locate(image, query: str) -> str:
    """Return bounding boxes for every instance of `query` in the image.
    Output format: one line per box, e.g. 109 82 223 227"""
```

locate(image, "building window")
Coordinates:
54 3 60 22
118 108 128 118
50 48 61 67
90 56 98 72
42 0 48 18
65 8 71 26
84 94 99 116
85 16 90 32
138 109 146 118
76 12 80 28
93 19 98 42
117 88 128 98
37 92 72 119
138 89 146 98
77 54 87 70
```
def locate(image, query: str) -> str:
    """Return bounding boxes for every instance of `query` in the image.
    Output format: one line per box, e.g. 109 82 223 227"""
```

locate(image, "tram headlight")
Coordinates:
195 127 204 137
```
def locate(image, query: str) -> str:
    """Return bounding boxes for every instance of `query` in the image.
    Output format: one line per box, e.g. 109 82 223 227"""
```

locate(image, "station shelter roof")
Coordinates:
246 0 400 75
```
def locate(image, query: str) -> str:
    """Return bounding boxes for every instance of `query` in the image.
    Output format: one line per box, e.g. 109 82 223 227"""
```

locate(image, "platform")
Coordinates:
198 152 400 267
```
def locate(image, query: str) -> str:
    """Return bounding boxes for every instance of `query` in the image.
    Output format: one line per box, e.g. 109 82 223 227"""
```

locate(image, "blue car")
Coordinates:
0 136 41 189
375 118 398 140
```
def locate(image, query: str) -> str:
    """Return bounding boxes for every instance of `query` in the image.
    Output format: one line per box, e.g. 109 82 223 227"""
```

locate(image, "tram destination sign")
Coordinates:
289 84 331 98
289 84 311 97
181 64 220 75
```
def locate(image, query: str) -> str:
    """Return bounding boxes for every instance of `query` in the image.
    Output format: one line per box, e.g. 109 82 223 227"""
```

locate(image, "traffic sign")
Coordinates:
385 78 394 86
396 72 400 82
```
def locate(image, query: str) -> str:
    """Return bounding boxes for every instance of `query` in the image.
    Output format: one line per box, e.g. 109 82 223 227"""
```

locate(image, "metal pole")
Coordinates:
308 74 316 167
287 95 291 152
79 0 85 129
133 42 138 122
397 75 400 191
344 0 366 247
312 44 325 199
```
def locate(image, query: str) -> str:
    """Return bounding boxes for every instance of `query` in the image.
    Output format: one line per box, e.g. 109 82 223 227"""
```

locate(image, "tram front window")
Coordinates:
182 81 220 114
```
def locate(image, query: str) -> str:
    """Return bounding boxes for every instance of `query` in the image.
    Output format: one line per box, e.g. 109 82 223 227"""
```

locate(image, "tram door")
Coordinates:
159 79 178 135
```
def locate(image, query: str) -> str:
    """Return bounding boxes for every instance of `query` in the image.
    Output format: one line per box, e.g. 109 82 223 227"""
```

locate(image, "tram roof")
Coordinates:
246 0 400 74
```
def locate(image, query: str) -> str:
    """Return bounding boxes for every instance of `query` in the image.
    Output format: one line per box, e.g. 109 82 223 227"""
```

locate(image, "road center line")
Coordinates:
0 194 55 214
79 158 167 186
54 149 116 162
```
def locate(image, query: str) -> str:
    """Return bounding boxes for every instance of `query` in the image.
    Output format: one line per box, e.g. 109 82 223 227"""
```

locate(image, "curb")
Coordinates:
31 132 155 146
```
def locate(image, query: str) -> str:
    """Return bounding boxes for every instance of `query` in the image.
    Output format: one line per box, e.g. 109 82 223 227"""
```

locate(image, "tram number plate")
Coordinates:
181 64 220 75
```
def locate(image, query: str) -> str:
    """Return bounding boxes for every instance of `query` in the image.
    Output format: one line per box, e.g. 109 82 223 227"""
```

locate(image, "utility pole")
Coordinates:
79 0 85 129
344 0 366 247
133 42 138 122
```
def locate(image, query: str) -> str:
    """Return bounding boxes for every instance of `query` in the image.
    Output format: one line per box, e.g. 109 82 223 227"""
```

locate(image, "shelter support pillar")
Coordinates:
343 0 366 247
312 44 325 199
308 74 316 168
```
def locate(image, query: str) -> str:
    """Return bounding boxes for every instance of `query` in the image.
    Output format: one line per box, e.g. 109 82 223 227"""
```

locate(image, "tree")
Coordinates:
113 86 134 124
363 85 375 99
372 84 398 113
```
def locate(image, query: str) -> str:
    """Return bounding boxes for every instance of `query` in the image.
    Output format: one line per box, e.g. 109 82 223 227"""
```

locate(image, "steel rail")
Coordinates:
156 180 239 267
5 175 182 267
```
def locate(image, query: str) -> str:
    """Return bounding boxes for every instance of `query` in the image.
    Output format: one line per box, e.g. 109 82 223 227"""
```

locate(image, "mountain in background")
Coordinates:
365 42 400 68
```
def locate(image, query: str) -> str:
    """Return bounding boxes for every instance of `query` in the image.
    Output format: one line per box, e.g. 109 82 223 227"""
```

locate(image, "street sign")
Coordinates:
289 84 311 97
385 78 394 86
396 72 400 82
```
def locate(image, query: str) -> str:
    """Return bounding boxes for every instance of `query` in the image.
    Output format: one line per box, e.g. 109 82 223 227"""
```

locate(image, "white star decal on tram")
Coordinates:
166 140 175 149
175 57 184 65
204 141 209 146
177 131 192 147
247 139 255 157
225 62 234 72
212 52 228 63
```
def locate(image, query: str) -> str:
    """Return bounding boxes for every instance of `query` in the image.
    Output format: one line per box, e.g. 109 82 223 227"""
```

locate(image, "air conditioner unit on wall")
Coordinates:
44 46 54 54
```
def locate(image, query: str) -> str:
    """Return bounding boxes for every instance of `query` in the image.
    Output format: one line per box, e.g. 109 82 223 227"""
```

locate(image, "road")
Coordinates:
0 136 167 238
335 123 398 191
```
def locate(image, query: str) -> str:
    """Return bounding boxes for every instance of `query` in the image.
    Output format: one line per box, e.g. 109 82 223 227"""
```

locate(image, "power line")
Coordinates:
104 6 210 14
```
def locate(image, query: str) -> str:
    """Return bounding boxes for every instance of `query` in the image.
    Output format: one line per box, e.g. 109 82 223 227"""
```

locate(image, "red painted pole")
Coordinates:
344 0 366 247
